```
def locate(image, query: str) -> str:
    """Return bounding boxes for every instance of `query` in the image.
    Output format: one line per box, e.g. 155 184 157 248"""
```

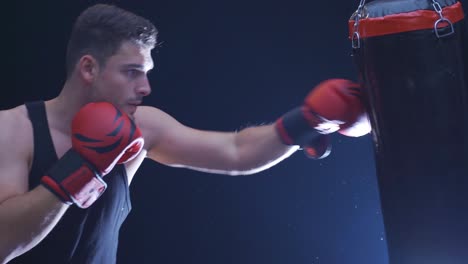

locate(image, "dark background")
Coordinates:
3 1 467 264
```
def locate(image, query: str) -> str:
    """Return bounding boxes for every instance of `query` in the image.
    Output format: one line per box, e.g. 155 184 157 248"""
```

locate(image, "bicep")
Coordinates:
136 106 238 170
0 156 29 203
152 128 237 169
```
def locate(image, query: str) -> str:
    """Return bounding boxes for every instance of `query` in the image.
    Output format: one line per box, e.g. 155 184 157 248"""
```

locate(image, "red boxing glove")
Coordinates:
41 102 144 208
71 102 144 173
308 79 371 137
304 79 365 130
275 79 369 158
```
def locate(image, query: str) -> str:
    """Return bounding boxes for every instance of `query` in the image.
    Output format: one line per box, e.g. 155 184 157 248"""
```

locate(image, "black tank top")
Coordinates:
10 101 132 264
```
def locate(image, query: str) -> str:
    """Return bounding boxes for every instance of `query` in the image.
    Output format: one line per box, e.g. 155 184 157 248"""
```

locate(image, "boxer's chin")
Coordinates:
121 104 137 119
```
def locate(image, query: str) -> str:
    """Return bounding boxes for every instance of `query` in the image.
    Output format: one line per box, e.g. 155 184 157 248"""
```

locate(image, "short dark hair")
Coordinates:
65 4 158 78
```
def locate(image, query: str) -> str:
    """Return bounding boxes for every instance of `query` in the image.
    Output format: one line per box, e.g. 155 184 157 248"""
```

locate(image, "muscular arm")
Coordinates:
136 106 299 175
0 109 69 263
0 188 69 263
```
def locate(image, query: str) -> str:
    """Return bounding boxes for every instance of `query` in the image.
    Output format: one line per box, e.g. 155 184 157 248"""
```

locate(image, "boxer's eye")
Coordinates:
125 69 141 79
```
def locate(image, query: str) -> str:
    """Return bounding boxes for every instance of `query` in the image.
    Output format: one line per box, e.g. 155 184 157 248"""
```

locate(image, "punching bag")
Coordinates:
349 1 468 263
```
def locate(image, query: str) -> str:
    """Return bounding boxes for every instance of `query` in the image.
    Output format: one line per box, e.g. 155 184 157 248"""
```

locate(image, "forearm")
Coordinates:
232 124 299 174
0 185 69 263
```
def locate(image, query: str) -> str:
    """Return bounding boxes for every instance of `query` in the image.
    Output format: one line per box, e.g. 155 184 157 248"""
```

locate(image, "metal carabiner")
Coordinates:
351 0 366 49
434 18 455 38
431 0 455 38
352 31 361 49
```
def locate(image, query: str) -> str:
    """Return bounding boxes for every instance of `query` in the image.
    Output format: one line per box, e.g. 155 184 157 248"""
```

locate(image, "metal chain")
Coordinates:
352 0 367 49
430 0 454 38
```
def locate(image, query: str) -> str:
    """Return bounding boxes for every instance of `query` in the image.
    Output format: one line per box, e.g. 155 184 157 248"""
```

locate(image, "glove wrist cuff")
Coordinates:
41 149 107 208
275 106 322 146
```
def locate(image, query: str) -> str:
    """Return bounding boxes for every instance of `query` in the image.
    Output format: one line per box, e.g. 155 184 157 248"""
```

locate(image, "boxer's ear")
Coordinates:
77 55 100 84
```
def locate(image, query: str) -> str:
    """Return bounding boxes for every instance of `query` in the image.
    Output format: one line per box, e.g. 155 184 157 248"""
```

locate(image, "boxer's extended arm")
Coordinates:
138 79 369 174
136 106 299 175
0 110 69 263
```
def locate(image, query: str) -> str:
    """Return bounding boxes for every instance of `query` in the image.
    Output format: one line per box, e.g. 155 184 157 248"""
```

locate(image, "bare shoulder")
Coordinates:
133 105 185 151
133 105 166 126
0 105 33 153
0 105 33 199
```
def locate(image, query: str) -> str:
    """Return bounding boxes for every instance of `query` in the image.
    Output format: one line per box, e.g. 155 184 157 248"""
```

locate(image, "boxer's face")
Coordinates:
91 41 154 116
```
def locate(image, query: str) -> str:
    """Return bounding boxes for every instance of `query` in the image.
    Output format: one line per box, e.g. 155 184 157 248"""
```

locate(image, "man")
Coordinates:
0 4 369 263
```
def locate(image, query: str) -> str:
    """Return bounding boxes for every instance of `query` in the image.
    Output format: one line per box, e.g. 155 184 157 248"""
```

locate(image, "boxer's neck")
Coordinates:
46 80 90 135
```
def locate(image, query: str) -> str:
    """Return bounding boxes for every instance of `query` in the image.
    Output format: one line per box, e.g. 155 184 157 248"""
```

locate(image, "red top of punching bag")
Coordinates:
348 1 465 39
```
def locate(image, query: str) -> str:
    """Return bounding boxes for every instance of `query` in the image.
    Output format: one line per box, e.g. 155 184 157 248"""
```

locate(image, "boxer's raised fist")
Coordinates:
41 102 144 208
